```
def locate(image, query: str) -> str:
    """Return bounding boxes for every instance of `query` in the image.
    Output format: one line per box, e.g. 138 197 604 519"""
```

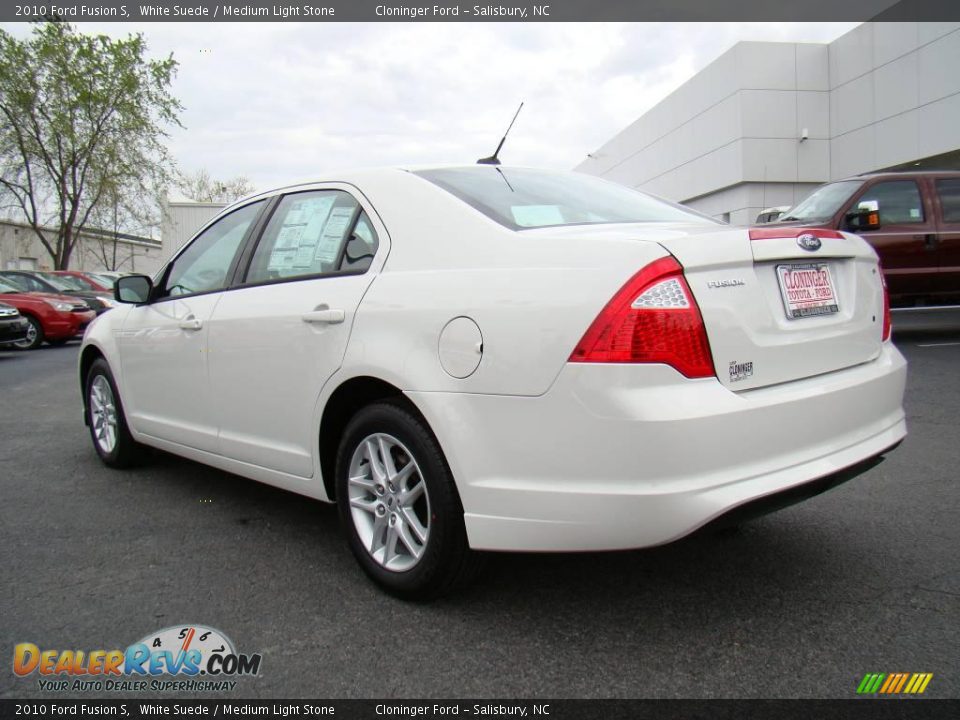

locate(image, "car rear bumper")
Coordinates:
408 343 907 552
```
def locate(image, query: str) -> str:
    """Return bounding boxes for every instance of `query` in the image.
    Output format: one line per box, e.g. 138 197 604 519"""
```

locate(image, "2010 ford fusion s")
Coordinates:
79 166 906 598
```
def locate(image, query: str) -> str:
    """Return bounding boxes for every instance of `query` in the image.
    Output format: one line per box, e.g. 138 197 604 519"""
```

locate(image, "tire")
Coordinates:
85 358 145 468
13 316 43 350
336 401 481 600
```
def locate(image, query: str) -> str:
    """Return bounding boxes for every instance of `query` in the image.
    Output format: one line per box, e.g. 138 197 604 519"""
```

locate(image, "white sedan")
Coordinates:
79 166 906 598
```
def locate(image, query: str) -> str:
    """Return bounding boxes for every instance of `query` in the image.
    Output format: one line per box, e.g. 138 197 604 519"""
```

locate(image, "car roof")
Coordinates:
840 170 960 181
223 164 581 208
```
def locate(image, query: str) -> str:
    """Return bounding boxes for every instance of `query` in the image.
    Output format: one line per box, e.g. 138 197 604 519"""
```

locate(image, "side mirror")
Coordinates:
845 205 881 232
115 275 153 304
845 200 880 232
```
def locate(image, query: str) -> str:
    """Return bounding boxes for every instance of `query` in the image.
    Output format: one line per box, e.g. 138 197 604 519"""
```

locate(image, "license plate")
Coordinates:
776 263 839 319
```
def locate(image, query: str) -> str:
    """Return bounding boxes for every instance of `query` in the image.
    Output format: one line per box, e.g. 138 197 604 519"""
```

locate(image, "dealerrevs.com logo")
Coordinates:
13 624 262 693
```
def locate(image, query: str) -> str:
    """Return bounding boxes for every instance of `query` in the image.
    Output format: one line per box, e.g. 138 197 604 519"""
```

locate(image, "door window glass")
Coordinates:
338 211 379 273
856 181 924 225
246 191 372 283
163 201 264 298
935 178 960 223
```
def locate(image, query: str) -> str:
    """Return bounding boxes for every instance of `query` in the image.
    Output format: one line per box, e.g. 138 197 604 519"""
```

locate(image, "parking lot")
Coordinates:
1 316 958 699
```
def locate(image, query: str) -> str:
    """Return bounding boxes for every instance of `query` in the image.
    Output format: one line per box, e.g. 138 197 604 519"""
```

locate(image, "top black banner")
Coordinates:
2 0 959 23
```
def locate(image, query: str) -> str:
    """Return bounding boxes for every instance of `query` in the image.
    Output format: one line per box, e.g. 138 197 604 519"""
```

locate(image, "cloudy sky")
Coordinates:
6 21 857 192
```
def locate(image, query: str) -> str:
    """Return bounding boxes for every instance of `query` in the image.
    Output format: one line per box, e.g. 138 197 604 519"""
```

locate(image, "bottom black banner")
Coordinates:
0 700 958 720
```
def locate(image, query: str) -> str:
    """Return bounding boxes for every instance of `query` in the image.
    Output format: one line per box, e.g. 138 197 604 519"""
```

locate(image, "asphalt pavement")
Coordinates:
1 317 958 699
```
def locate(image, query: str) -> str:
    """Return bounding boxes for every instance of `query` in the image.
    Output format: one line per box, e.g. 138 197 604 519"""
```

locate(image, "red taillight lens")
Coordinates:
881 271 892 341
569 256 716 378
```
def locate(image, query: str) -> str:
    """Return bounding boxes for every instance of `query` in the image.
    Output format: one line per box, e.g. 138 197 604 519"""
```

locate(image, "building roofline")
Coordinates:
0 218 160 248
165 201 228 208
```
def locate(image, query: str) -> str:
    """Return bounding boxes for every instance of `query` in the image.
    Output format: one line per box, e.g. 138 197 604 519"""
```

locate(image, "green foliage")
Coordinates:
0 22 182 268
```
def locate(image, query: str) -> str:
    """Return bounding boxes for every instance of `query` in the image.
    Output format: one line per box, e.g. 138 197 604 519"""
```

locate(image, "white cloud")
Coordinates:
2 21 858 191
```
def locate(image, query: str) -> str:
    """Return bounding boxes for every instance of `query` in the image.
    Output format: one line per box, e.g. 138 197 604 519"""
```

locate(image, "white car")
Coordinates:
80 166 907 598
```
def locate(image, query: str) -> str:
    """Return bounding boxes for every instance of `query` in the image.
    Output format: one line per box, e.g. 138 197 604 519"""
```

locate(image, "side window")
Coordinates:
245 190 376 284
339 211 379 273
163 201 264 298
935 179 960 223
856 181 924 225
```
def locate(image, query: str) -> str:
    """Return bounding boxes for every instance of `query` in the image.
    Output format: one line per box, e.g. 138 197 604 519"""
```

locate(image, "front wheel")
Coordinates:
13 316 43 350
85 358 145 468
335 401 481 600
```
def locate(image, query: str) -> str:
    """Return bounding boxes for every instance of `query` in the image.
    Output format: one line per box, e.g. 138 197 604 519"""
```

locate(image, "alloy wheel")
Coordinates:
347 433 431 572
89 375 118 454
13 321 38 349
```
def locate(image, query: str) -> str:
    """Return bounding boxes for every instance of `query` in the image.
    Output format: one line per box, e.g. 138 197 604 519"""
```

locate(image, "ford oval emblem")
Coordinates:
797 233 822 251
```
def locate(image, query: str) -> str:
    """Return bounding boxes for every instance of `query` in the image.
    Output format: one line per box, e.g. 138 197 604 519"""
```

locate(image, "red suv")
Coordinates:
0 276 96 350
765 171 960 306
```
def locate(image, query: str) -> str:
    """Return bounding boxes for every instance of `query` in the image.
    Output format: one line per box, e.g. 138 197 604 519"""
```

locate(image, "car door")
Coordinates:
932 176 960 299
117 200 266 452
843 178 936 300
207 187 386 478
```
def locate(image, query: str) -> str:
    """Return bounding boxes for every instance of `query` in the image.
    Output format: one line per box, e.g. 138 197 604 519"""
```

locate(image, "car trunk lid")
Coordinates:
654 227 885 391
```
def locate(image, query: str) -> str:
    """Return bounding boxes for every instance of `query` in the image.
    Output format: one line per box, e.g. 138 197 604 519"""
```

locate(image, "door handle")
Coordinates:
924 233 937 250
302 308 345 324
178 316 203 331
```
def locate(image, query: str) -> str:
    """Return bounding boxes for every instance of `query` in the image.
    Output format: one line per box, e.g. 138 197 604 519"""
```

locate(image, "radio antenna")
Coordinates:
477 102 524 166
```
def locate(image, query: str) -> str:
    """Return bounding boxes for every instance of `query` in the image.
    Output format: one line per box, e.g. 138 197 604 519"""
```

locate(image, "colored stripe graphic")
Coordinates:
880 674 894 693
856 672 933 694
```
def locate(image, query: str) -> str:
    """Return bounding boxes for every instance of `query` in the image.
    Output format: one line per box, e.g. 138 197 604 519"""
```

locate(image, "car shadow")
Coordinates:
136 447 853 618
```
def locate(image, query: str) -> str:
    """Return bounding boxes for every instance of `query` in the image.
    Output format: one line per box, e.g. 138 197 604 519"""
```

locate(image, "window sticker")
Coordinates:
267 195 337 272
314 206 355 264
511 204 565 227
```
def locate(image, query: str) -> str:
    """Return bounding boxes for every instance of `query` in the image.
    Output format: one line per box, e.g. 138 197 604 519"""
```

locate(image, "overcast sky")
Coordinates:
5 21 857 192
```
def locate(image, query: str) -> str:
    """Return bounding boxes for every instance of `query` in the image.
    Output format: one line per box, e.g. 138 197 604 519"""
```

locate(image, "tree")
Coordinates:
0 22 182 269
87 172 165 271
178 168 255 203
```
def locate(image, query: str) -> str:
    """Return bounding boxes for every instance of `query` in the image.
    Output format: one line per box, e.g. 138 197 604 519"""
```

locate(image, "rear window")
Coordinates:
414 167 716 230
936 178 960 223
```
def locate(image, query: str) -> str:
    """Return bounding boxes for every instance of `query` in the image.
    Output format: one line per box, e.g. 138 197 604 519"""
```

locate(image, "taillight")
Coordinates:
569 256 716 378
881 271 891 341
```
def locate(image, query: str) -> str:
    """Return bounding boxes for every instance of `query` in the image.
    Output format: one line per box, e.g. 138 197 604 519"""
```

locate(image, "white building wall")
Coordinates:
161 201 225 261
828 22 960 178
578 22 960 225
0 221 163 275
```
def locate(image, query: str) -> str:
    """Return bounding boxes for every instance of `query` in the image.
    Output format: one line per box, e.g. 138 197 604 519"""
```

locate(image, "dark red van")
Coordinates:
764 171 960 307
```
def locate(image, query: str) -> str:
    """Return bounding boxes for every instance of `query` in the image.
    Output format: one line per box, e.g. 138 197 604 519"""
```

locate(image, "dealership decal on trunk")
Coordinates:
728 360 754 383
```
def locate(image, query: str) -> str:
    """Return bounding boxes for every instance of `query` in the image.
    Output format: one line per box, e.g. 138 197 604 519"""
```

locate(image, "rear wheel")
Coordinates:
336 401 480 600
13 316 43 350
85 358 144 468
